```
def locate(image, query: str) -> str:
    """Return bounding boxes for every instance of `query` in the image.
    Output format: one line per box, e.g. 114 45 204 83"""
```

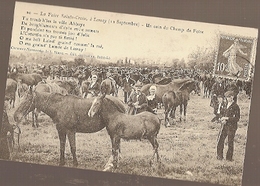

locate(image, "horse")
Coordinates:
5 78 18 109
52 79 81 96
19 82 69 128
140 78 192 102
162 80 200 127
88 94 160 171
8 71 42 87
13 90 109 167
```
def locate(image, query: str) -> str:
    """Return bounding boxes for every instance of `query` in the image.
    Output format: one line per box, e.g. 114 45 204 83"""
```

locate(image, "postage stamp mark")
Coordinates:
213 34 256 80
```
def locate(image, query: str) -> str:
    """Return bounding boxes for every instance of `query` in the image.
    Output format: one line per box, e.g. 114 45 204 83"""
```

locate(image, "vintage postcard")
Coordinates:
0 1 258 186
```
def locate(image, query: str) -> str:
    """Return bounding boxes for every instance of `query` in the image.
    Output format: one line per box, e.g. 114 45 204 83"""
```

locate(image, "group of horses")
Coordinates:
6 69 200 171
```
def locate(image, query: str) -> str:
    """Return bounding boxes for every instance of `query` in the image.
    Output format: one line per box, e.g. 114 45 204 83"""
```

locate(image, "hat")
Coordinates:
92 74 98 78
224 91 235 97
149 85 157 91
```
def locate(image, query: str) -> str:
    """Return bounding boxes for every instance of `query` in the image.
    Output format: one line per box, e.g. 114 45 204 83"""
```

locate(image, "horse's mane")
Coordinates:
104 95 126 113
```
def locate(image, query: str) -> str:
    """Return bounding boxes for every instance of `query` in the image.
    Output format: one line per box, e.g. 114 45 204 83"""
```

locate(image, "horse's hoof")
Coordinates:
149 160 153 166
73 161 78 167
59 161 65 166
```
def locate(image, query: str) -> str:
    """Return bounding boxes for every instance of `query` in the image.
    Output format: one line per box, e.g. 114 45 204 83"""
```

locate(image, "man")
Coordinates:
122 72 136 103
106 71 117 94
211 94 227 122
217 90 240 161
210 77 225 122
127 83 148 115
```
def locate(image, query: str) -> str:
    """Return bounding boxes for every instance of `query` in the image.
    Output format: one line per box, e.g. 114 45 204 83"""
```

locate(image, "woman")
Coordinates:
217 90 240 161
146 85 158 114
86 74 100 98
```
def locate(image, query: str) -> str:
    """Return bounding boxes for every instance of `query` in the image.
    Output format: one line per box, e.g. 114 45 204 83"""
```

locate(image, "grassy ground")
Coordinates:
5 89 251 186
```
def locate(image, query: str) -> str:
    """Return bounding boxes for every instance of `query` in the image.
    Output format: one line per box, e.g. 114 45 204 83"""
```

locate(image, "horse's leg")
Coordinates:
57 127 66 166
67 130 78 167
32 111 35 128
170 106 177 125
183 101 188 122
179 104 183 122
148 135 160 166
35 108 39 128
164 105 169 127
82 92 86 98
111 136 120 169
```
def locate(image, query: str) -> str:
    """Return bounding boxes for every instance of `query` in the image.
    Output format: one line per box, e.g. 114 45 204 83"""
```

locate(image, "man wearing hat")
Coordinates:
106 71 117 94
127 82 148 115
210 77 225 122
217 90 240 161
122 72 136 103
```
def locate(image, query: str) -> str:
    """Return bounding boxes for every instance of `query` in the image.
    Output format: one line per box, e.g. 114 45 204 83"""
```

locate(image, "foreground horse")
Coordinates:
88 94 161 170
13 90 108 166
162 80 200 127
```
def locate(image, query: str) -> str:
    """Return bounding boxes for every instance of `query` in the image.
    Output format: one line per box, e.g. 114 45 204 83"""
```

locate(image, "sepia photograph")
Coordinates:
0 1 259 186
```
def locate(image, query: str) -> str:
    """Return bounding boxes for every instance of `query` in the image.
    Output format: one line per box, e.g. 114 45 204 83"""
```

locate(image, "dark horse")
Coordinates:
88 94 160 170
162 80 200 127
13 90 108 167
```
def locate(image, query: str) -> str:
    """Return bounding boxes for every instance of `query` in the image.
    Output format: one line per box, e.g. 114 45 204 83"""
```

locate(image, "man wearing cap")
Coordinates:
217 90 240 161
106 71 117 95
127 83 148 115
122 72 136 103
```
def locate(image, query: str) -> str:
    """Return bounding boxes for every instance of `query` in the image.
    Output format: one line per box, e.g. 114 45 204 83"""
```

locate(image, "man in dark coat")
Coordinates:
217 90 240 161
122 72 136 103
210 77 226 122
127 83 148 115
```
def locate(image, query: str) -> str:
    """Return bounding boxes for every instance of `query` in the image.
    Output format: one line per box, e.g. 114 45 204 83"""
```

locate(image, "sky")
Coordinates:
10 2 258 64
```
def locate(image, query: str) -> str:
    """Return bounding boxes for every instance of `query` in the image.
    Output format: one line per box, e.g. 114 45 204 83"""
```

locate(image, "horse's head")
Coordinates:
179 80 201 95
193 80 201 95
88 94 105 117
14 90 36 123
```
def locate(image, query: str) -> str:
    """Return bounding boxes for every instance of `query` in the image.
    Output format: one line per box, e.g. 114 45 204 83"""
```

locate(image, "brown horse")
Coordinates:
8 72 42 87
5 78 18 109
141 78 193 102
88 94 160 170
13 90 108 167
27 82 69 127
162 80 200 127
